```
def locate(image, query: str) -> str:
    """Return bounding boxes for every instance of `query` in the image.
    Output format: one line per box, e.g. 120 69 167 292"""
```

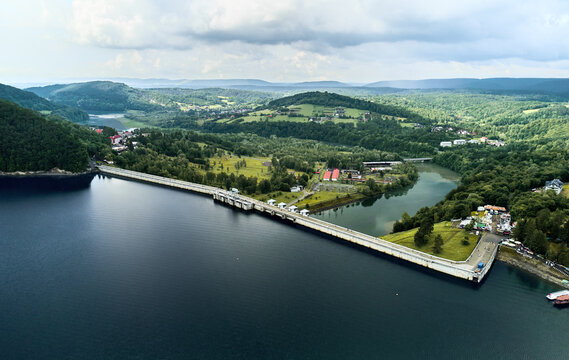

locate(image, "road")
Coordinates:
466 233 501 268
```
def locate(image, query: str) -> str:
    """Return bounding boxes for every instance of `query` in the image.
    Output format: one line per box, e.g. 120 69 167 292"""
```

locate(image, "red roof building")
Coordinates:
323 171 332 181
331 168 340 181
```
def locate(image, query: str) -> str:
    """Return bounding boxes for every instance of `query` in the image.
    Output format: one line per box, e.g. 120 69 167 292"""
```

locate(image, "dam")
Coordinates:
98 165 497 283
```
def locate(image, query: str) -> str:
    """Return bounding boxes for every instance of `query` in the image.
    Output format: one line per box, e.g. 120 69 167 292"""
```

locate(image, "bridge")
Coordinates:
98 165 496 283
403 158 432 162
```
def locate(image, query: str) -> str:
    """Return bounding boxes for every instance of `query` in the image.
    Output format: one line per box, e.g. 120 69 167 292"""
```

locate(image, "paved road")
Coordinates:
466 232 501 268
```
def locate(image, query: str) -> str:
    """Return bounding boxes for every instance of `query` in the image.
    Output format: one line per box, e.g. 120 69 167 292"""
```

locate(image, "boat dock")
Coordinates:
98 165 497 283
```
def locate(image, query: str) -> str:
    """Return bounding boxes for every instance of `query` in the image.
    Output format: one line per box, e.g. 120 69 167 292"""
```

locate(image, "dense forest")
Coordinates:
0 100 110 172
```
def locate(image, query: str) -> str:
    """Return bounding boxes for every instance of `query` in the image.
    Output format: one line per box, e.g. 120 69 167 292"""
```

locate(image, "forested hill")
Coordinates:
266 91 424 121
0 100 108 173
26 81 161 112
0 83 88 123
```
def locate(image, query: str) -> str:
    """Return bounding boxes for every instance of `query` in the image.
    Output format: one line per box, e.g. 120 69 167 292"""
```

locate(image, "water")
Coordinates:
1 176 567 359
88 112 128 130
313 163 460 236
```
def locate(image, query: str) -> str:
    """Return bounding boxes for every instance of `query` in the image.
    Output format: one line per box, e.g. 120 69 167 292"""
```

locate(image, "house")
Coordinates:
480 137 488 142
290 186 302 193
545 179 564 194
323 170 332 181
267 199 276 206
231 188 239 195
440 141 452 147
95 128 103 134
110 135 122 145
288 205 298 213
453 139 467 145
277 202 287 209
468 139 480 144
300 209 310 216
331 168 340 181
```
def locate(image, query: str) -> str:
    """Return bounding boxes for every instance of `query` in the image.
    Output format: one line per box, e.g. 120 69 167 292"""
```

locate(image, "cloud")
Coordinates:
67 0 569 64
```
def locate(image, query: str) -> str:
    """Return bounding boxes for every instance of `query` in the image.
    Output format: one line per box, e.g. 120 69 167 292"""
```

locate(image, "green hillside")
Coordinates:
0 83 88 123
265 91 425 121
0 100 109 172
26 81 161 112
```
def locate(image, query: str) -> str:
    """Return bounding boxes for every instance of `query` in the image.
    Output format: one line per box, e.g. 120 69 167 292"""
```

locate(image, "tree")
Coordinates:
433 234 443 254
414 228 427 247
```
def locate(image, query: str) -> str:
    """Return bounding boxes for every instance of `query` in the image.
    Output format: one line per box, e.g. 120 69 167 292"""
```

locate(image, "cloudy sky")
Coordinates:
2 0 569 84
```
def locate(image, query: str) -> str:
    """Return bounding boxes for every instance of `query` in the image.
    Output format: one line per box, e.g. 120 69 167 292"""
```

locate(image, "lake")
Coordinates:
313 163 460 236
0 175 567 359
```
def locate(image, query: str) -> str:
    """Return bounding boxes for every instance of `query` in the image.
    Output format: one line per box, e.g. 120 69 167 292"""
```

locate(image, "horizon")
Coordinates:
3 1 569 84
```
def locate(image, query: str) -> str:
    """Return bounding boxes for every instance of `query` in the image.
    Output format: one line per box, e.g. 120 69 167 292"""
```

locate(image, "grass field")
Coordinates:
208 155 273 179
218 104 366 125
382 222 479 261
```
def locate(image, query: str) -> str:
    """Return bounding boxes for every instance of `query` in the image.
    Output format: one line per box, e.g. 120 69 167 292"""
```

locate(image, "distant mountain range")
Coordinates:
94 77 569 96
366 78 569 95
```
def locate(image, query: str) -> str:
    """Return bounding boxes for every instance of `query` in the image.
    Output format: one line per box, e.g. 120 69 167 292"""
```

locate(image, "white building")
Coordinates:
468 139 480 144
453 139 467 145
440 141 452 147
300 209 310 216
267 199 276 206
288 205 298 213
277 202 287 209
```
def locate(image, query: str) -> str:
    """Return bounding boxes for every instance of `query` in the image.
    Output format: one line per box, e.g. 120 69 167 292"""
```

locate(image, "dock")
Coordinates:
98 165 497 283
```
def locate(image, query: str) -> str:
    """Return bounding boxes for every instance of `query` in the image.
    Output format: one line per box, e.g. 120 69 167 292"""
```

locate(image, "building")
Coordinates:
110 135 122 145
267 199 276 206
277 202 287 209
440 141 452 147
468 139 480 144
288 205 298 213
290 186 302 193
453 139 467 145
300 209 310 216
545 179 564 194
323 170 332 181
331 169 340 181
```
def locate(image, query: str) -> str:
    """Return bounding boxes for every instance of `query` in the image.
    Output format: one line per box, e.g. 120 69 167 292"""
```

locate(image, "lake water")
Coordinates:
1 175 567 359
314 163 460 236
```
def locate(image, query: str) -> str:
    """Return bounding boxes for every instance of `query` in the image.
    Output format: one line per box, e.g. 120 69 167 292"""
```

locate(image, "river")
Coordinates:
1 174 567 359
313 163 460 236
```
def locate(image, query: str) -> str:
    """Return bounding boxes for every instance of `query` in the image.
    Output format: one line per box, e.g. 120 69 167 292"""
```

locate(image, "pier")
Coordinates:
98 165 496 283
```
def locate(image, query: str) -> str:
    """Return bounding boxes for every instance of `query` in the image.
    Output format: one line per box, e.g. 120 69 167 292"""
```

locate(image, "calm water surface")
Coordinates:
314 163 460 236
1 175 567 359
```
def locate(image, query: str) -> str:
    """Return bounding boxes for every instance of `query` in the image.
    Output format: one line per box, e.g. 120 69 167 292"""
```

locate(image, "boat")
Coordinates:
546 290 569 300
553 295 569 306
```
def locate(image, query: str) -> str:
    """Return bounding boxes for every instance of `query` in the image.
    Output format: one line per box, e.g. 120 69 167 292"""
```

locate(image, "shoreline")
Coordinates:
496 247 569 289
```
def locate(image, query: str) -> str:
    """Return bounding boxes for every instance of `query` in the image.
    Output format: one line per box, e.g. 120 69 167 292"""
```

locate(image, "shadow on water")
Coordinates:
0 173 95 192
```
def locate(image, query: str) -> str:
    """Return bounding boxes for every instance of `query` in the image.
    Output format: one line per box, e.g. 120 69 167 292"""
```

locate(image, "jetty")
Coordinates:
98 165 497 283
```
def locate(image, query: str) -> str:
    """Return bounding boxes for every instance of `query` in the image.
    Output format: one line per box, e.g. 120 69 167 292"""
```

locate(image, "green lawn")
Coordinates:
381 222 479 261
208 155 273 179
